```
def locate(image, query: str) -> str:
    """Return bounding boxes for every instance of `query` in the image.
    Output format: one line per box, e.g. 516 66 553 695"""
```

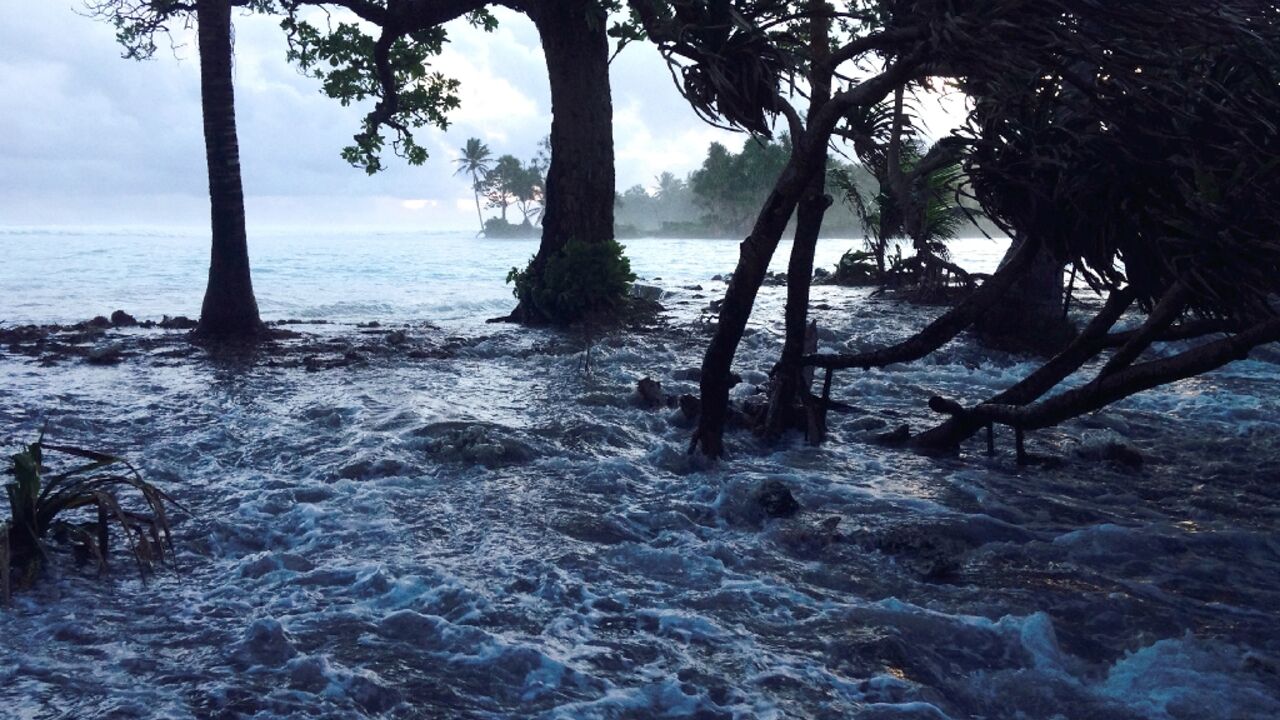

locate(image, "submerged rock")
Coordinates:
755 479 800 519
415 421 541 467
636 376 666 410
231 618 297 667
1076 430 1145 469
86 341 124 365
159 315 198 330
679 394 701 422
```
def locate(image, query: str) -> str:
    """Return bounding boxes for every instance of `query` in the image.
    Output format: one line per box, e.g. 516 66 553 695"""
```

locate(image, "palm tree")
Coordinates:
195 0 262 338
654 171 683 200
455 138 492 235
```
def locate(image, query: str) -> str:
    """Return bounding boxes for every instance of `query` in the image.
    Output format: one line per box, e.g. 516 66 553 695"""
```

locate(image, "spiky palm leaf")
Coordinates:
3 436 182 601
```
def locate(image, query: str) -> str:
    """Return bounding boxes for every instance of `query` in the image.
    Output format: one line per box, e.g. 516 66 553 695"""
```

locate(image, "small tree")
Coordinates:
481 154 524 222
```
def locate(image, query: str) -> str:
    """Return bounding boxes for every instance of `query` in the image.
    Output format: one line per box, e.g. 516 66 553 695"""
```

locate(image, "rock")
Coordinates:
683 284 704 291
87 315 112 329
636 377 664 409
1101 442 1144 468
386 329 408 345
630 283 664 302
711 274 725 282
357 321 381 329
755 479 800 518
231 618 297 667
86 342 124 365
872 424 911 446
672 367 701 381
159 315 198 330
679 394 701 421
109 310 137 327
1076 430 1144 469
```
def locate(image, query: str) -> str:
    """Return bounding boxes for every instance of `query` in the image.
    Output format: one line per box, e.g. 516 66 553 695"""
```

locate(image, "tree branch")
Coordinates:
805 236 1040 370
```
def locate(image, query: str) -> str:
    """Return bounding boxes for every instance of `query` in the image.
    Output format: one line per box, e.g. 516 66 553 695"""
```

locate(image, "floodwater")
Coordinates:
1 228 1277 719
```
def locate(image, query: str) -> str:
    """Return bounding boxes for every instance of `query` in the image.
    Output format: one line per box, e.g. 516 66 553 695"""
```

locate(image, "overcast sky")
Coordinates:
0 3 963 231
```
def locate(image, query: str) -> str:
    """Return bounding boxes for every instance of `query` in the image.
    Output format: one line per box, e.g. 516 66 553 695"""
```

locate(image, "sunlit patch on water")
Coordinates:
1 231 1278 718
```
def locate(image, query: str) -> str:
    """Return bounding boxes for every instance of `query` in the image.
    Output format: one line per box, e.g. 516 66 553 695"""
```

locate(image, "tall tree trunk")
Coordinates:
765 178 831 439
195 0 262 338
975 235 1072 354
507 0 615 324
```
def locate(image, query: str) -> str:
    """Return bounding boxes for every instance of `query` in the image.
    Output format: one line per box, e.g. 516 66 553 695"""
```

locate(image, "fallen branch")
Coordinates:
805 237 1039 370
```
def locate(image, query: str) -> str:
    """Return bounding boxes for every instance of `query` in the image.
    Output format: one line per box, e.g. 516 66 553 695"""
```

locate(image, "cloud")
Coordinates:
0 5 966 230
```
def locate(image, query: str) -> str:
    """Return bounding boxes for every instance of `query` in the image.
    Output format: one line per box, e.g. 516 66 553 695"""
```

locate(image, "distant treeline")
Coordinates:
468 134 1000 240
615 135 1001 239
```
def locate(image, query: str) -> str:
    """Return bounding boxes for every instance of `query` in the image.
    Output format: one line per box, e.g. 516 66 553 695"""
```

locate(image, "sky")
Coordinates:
0 3 964 231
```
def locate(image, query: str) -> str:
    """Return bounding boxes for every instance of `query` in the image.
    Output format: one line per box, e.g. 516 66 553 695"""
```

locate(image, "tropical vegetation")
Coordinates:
3 435 179 602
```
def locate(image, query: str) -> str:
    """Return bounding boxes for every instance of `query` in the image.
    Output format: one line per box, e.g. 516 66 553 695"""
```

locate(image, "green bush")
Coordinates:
507 238 637 325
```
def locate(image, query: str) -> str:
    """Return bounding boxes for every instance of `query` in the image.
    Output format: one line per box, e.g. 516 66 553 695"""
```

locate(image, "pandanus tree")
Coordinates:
454 137 492 234
634 0 1280 459
629 0 945 455
88 0 266 339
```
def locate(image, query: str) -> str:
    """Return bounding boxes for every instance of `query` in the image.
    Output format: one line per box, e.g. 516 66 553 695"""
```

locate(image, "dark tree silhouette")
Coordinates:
636 0 1280 459
195 0 263 337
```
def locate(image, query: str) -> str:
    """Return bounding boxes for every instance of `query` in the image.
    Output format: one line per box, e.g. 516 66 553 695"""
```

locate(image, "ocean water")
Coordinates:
1 228 1278 719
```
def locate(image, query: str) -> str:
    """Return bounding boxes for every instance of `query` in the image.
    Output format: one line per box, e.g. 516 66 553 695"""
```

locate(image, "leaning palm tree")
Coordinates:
454 138 493 235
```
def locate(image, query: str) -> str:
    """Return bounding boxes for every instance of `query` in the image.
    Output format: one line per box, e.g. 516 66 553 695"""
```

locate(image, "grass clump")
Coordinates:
2 434 180 604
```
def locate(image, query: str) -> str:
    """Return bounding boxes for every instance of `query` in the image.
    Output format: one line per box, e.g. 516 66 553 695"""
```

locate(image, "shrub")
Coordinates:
2 435 180 603
507 238 637 325
832 249 879 285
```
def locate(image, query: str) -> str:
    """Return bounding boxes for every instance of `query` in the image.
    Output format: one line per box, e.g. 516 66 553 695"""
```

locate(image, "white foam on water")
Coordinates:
2 230 1278 718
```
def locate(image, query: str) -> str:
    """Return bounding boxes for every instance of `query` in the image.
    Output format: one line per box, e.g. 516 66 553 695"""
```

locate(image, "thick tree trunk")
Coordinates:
195 0 262 339
975 235 1071 354
507 0 615 324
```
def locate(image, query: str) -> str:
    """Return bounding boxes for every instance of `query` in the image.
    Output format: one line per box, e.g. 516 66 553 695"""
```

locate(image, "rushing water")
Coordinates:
1 228 1278 720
